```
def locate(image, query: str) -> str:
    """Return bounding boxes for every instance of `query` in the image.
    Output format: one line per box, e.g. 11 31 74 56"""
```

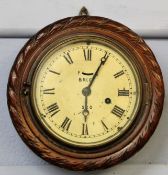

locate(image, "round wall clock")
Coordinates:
7 7 164 171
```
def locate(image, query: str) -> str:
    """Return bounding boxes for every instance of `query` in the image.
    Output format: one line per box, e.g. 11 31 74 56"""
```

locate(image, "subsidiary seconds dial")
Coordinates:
31 38 141 147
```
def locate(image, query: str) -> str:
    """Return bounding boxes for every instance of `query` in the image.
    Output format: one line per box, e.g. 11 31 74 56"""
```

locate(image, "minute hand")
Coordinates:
88 54 109 89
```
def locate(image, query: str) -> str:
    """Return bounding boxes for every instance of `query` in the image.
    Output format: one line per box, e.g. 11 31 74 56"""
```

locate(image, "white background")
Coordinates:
0 0 168 174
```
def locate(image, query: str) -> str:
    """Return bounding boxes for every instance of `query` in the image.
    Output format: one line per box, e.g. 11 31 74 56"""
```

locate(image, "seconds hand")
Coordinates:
82 52 110 122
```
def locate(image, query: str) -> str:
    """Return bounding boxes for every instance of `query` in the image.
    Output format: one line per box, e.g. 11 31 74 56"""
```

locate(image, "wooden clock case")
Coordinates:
7 15 164 171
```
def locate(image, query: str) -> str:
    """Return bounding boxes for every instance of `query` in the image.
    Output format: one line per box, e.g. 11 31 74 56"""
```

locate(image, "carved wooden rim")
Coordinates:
7 16 164 171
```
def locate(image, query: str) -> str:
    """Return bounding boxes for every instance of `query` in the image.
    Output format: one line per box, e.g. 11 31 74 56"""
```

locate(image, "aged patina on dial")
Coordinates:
7 10 164 171
31 37 141 147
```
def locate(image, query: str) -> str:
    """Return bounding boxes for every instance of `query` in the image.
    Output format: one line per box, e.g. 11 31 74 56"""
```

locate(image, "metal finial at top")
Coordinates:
79 6 89 16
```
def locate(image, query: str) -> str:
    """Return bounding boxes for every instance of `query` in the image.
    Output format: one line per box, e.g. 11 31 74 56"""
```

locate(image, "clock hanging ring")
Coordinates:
7 7 164 171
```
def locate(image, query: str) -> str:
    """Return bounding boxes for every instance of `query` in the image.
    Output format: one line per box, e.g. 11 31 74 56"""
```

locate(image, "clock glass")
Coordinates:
31 36 142 148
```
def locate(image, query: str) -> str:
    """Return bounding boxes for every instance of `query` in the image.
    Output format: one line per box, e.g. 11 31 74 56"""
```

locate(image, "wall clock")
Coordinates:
7 7 164 171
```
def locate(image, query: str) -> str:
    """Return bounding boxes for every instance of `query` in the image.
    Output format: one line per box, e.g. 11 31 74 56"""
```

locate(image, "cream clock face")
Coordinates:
31 37 141 148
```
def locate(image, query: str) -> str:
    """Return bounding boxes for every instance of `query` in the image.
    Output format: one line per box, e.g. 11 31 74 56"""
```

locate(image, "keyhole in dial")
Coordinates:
105 98 111 104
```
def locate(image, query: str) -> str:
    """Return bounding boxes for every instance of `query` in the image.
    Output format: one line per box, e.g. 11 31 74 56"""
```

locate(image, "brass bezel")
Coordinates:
29 34 142 148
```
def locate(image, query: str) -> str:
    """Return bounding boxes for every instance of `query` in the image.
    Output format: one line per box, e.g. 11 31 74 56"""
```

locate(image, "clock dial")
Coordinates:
31 37 141 147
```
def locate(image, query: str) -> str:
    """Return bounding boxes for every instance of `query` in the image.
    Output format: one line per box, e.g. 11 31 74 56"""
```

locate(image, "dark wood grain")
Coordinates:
7 16 164 171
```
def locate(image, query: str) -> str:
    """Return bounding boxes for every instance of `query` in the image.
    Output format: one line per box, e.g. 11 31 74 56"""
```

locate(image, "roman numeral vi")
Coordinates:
82 123 88 135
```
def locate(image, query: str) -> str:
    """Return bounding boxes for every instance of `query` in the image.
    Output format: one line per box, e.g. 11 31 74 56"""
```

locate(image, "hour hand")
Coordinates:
82 106 89 122
82 87 91 122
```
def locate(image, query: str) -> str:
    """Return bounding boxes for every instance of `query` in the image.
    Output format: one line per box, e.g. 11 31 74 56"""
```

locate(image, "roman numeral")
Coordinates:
101 120 108 131
112 105 125 117
83 49 92 61
47 103 60 116
43 88 55 95
114 70 124 78
118 88 129 96
49 70 60 75
64 52 73 64
61 117 72 131
82 123 88 135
